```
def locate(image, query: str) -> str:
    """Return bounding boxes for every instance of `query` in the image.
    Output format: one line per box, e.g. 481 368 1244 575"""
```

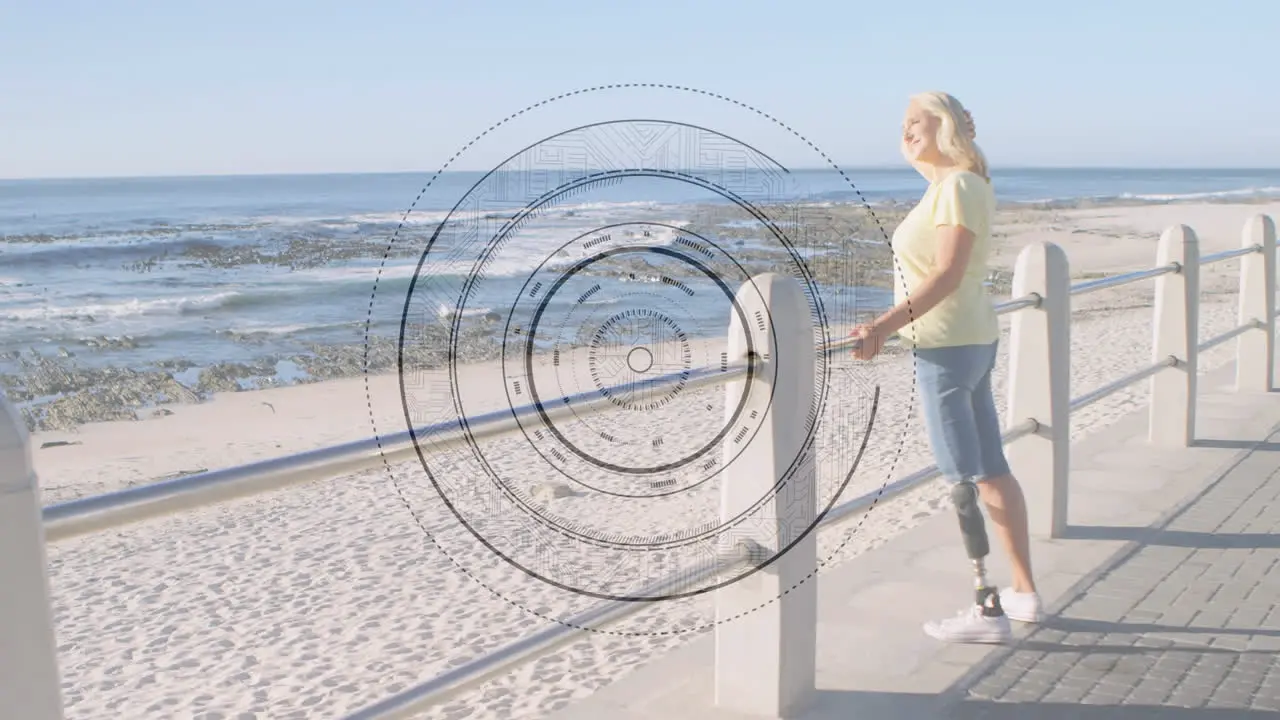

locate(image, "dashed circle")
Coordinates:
362 85 914 635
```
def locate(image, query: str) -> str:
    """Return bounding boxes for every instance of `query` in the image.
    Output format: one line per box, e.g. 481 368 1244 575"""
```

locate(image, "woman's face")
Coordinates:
901 101 942 165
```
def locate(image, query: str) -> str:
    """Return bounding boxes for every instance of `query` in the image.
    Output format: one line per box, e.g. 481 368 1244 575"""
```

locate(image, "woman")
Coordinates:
849 91 1042 643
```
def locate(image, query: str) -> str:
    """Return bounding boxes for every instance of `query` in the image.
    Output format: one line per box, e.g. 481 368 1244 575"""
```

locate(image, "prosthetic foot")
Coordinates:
923 481 1012 642
951 480 1005 618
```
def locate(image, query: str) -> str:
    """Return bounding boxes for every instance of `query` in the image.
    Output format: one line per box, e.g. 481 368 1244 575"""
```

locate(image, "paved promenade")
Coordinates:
550 356 1280 719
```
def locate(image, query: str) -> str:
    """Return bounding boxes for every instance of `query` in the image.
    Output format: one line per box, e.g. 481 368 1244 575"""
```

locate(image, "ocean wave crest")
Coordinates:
3 290 267 322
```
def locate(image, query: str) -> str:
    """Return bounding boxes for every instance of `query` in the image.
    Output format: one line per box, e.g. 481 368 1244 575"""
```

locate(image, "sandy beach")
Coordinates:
28 199 1278 719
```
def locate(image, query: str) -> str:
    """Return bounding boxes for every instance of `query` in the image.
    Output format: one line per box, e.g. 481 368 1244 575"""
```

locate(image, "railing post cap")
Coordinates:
1013 239 1069 263
1247 213 1277 237
1161 224 1199 244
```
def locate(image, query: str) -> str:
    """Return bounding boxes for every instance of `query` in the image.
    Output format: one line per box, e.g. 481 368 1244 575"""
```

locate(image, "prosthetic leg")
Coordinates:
951 480 1004 618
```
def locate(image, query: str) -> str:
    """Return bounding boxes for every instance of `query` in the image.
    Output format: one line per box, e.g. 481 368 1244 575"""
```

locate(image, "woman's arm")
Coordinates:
850 170 986 358
864 223 976 343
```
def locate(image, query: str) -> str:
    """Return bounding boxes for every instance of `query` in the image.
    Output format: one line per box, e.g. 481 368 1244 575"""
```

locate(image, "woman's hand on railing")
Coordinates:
849 324 886 361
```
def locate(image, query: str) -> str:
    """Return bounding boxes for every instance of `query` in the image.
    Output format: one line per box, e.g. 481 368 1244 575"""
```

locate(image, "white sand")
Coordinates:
29 201 1277 719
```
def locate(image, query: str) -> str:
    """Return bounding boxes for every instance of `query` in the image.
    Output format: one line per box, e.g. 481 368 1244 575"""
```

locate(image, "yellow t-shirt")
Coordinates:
890 170 1000 349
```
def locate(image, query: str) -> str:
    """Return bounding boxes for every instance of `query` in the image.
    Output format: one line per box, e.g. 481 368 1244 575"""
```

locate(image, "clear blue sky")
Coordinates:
2 0 1275 179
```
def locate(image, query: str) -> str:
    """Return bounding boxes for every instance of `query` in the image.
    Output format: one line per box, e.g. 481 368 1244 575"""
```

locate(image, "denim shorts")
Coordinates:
913 340 1011 484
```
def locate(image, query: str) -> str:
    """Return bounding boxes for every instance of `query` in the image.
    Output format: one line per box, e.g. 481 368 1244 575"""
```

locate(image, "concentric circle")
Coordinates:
363 86 900 634
509 231 761 484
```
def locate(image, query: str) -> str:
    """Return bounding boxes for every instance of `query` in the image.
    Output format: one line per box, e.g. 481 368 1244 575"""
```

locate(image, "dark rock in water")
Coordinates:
39 440 82 449
292 324 503 380
81 335 140 351
196 365 244 394
155 358 198 372
2 350 202 432
195 358 281 394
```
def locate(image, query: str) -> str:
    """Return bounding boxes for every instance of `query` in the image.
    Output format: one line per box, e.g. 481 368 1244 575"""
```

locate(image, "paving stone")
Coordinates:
1002 651 1042 670
1209 634 1252 651
1247 635 1280 653
1236 652 1275 672
1040 685 1089 703
1132 636 1177 650
1111 654 1158 677
1124 687 1171 705
1263 606 1280 626
1166 686 1212 708
999 683 1048 703
1205 687 1254 708
1226 605 1270 627
1095 674 1139 696
1218 675 1263 698
1158 606 1199 626
1134 677 1177 695
1035 652 1077 671
1148 664 1191 683
1191 611 1232 628
1251 694 1280 711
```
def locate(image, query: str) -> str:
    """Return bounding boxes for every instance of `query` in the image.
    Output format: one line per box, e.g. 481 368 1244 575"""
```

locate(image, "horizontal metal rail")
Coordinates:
817 417 1039 528
1069 244 1261 299
1070 263 1179 297
1201 245 1262 265
344 416 1041 719
1198 319 1264 354
1069 356 1178 413
44 360 753 542
993 293 1043 315
822 292 1041 356
1068 318 1266 415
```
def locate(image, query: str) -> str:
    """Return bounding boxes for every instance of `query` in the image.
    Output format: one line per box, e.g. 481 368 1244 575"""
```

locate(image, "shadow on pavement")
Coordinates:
1062 525 1280 549
1190 439 1280 452
799 690 1273 718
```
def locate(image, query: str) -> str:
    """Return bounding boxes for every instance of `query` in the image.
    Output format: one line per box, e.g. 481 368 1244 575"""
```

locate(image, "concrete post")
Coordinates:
1150 225 1200 446
1237 214 1276 393
0 393 64 719
1004 241 1071 538
714 272 816 718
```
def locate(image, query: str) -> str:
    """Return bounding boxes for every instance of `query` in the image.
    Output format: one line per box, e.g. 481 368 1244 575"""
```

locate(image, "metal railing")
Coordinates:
0 215 1275 720
36 286 1046 543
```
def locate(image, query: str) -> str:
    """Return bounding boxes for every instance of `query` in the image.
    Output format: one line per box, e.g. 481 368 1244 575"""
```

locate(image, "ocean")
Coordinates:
3 167 1279 431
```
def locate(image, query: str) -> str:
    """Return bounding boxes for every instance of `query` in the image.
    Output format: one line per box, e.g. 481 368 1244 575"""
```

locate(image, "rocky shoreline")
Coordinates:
2 322 512 433
0 196 1030 435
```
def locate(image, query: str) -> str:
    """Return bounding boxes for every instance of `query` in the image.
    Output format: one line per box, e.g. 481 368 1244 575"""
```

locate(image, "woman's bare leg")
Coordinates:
977 473 1036 594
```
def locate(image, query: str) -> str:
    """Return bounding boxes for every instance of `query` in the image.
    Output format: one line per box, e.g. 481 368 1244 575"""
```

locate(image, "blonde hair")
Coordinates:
908 91 990 181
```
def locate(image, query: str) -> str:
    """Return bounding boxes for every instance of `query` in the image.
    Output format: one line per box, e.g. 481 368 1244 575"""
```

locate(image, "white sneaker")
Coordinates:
999 588 1044 623
923 604 1012 644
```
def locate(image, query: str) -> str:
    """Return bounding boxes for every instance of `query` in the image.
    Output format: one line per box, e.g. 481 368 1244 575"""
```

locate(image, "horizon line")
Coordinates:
4 165 1280 183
